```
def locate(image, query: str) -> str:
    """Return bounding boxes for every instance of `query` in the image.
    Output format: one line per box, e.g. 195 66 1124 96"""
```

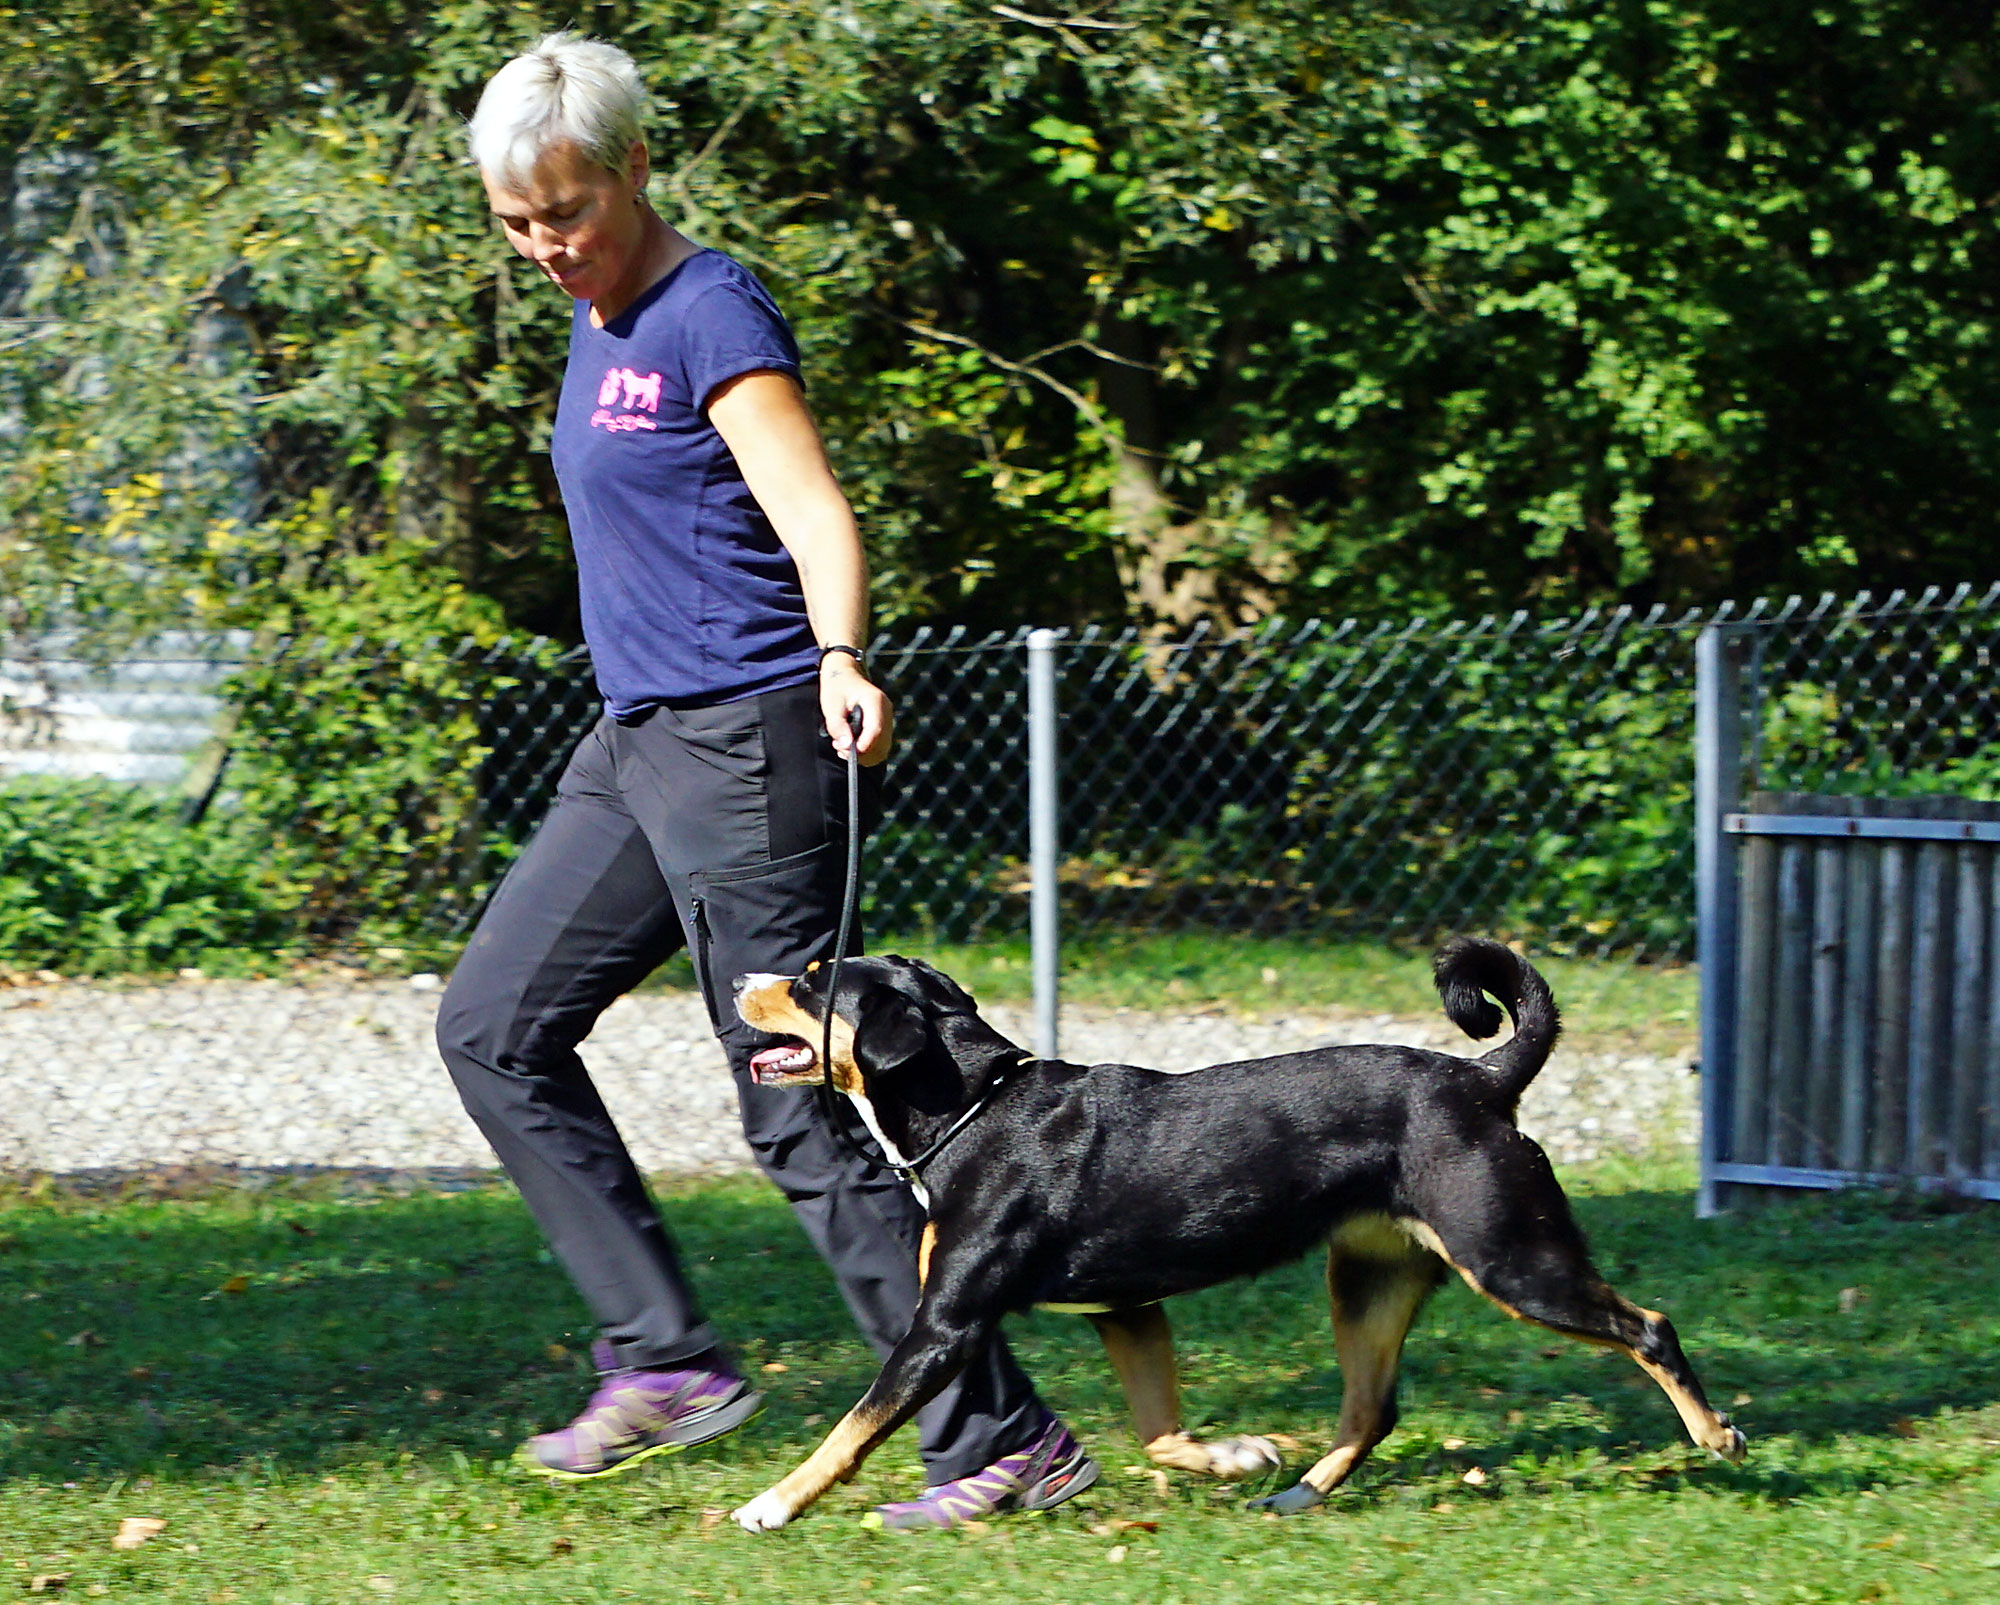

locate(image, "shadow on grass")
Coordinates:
2 1172 1995 1502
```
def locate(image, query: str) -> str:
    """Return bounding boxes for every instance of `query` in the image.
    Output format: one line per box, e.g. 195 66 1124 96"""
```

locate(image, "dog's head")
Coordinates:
733 955 990 1101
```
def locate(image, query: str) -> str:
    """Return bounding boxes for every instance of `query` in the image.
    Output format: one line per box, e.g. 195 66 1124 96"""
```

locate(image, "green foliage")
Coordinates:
0 774 291 971
8 1 2000 651
222 536 547 955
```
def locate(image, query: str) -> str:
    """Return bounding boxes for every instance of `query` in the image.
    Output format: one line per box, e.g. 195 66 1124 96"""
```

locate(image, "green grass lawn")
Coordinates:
4 1164 1996 1604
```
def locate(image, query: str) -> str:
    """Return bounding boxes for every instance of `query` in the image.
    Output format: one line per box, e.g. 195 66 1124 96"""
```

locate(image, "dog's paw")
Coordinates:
1248 1480 1325 1516
732 1490 794 1532
1211 1436 1284 1480
1711 1424 1748 1464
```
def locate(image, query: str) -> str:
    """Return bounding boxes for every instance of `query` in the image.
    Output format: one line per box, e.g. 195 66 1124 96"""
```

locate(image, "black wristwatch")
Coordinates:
818 643 866 668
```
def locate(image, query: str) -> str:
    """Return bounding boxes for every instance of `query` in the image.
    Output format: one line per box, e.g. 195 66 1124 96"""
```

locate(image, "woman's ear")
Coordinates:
852 990 929 1075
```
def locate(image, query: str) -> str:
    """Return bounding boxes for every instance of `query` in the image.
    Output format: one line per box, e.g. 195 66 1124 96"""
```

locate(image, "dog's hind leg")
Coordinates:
1254 1245 1445 1515
1088 1306 1280 1481
1409 1140 1747 1464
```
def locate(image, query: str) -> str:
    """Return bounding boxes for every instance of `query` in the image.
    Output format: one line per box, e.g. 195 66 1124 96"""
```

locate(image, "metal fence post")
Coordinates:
1027 628 1062 1061
1695 623 1746 1217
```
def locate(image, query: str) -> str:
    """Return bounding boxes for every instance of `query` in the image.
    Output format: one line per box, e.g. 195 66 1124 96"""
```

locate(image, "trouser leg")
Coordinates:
437 725 720 1369
628 688 1049 1483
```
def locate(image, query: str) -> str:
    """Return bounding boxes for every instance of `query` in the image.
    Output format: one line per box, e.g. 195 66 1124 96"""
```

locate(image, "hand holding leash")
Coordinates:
819 647 894 766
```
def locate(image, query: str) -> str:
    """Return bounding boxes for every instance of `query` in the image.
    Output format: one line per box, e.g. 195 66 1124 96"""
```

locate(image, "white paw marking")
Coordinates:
1214 1436 1283 1479
732 1490 793 1532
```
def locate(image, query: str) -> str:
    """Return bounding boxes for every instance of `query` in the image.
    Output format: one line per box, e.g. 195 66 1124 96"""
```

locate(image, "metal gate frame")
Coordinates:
1695 621 2000 1214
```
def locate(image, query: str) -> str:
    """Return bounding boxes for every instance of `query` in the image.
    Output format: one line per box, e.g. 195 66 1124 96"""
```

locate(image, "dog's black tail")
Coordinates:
1433 937 1562 1109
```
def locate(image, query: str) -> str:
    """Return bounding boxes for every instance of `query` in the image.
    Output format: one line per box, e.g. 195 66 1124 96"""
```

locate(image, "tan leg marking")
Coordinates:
1403 1219 1745 1463
753 1399 897 1522
1299 1249 1437 1497
1627 1307 1748 1460
1091 1307 1279 1481
918 1222 936 1289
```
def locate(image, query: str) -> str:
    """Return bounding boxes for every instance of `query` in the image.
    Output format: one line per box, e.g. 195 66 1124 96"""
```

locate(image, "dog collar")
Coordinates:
885 1053 1035 1184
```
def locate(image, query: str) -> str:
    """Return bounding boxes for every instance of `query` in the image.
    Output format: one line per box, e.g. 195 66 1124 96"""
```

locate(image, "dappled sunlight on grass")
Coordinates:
2 1168 1996 1601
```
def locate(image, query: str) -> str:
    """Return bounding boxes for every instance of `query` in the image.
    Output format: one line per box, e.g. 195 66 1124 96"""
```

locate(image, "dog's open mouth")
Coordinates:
748 1040 820 1086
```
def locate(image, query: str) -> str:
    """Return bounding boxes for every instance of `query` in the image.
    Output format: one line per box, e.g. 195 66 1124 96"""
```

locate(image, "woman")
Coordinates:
438 33 1095 1529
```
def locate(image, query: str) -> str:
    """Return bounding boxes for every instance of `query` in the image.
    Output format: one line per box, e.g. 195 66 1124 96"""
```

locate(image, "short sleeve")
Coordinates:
678 278 804 413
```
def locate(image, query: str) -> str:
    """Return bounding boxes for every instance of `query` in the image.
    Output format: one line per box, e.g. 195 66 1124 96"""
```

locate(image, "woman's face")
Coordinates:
483 138 649 305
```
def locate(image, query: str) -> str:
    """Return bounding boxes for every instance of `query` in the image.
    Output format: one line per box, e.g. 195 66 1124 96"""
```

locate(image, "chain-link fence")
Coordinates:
7 585 1999 1179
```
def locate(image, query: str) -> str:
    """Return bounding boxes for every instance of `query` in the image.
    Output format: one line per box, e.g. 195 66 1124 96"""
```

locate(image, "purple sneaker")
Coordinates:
516 1340 763 1481
863 1414 1099 1530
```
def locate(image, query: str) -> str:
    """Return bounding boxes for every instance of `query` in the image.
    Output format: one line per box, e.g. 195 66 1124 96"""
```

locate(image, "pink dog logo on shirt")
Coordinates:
592 367 663 431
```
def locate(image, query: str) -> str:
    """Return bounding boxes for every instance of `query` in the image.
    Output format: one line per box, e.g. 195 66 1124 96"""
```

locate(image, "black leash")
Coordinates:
879 1054 1029 1183
817 706 873 1170
815 704 1030 1187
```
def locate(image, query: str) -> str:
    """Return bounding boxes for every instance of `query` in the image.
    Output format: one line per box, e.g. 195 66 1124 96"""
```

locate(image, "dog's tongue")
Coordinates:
749 1042 817 1083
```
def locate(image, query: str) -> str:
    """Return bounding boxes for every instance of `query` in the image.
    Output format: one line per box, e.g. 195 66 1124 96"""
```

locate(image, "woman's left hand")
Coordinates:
821 657 894 766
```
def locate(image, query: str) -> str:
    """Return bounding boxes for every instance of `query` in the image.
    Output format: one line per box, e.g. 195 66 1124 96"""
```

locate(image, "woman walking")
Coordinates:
438 33 1095 1529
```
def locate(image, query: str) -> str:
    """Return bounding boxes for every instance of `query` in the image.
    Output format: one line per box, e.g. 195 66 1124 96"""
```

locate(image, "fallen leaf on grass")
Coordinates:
364 1577 396 1593
1106 1546 1128 1564
1088 1520 1159 1536
761 1362 788 1374
29 1575 69 1593
545 1343 568 1362
549 1537 573 1557
65 1331 104 1349
1461 1467 1488 1486
286 1220 314 1237
421 1388 445 1405
1839 1287 1865 1314
219 1275 249 1296
699 1509 727 1531
1440 1437 1468 1451
128 1366 153 1382
1732 1394 1752 1407
112 1516 166 1550
1890 1418 1919 1439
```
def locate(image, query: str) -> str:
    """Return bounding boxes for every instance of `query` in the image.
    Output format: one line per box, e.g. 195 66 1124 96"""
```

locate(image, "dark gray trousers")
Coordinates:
436 684 1045 1480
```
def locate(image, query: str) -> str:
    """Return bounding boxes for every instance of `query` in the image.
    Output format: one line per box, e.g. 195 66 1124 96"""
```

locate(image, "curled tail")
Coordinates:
1432 937 1561 1109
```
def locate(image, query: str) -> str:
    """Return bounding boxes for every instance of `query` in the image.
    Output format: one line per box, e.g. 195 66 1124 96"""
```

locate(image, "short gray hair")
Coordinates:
467 32 648 188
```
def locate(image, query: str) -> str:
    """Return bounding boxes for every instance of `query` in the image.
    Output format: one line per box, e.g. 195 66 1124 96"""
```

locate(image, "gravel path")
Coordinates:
0 976 1697 1177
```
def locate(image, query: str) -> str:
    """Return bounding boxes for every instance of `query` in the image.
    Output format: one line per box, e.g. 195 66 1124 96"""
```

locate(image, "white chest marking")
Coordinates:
845 1093 930 1211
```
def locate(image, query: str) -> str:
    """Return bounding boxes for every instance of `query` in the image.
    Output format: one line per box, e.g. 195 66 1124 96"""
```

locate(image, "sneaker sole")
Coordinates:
1017 1449 1099 1512
860 1451 1101 1530
515 1390 764 1482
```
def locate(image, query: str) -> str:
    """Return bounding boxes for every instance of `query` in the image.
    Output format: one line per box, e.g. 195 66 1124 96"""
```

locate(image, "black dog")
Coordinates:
729 940 1745 1531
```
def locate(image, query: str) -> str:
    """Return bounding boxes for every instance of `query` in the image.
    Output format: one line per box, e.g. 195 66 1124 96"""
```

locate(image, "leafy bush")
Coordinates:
0 776 294 973
221 536 560 957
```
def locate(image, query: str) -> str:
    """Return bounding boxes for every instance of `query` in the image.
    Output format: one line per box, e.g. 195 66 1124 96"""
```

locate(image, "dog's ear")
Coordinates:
903 957 980 1013
852 987 930 1075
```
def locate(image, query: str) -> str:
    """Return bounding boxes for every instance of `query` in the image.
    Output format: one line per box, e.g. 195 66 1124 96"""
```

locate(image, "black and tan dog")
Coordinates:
728 939 1746 1532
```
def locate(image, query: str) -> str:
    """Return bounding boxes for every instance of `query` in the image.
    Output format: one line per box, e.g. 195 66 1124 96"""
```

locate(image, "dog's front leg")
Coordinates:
732 1306 985 1533
1089 1306 1280 1481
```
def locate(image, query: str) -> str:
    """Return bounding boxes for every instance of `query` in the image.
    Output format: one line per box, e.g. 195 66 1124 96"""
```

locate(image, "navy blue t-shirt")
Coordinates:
551 250 820 715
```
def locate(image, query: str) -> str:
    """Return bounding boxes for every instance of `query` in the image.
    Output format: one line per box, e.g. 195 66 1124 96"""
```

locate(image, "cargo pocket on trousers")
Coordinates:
688 842 844 1038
